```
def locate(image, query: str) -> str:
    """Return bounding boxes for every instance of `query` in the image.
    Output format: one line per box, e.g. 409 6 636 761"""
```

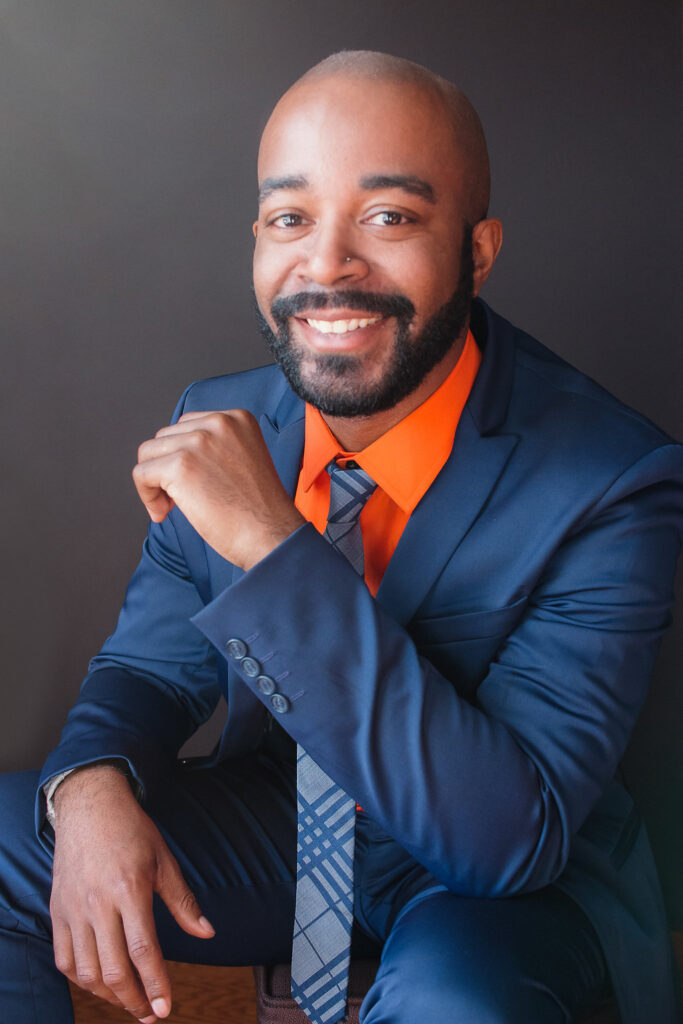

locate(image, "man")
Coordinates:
0 50 681 1024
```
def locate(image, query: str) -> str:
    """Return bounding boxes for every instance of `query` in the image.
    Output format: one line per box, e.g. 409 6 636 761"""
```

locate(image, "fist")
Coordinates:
133 409 304 570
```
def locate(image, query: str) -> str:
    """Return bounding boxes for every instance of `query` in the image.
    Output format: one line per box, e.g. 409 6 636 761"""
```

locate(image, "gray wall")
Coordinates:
2 1 681 911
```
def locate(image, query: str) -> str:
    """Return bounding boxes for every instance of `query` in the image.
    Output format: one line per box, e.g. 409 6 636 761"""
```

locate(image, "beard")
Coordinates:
255 226 474 418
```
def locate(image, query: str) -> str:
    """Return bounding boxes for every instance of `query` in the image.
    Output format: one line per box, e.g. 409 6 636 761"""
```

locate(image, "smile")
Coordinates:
303 316 384 335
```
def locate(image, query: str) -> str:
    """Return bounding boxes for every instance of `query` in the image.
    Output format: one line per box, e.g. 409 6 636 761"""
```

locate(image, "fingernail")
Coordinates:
151 998 170 1017
199 915 215 934
138 1017 156 1024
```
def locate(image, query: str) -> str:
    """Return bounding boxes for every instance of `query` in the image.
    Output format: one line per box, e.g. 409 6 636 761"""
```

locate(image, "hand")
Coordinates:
133 409 305 570
50 765 215 1022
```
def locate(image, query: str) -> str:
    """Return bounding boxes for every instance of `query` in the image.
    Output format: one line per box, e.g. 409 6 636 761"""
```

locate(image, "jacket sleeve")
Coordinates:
191 444 683 896
36 388 221 835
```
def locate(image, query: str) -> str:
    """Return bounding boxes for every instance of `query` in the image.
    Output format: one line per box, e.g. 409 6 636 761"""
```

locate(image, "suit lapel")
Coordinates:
258 409 306 496
376 409 518 625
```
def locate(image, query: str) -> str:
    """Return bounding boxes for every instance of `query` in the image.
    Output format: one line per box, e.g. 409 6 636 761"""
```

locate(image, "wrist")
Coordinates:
52 761 133 823
240 511 306 571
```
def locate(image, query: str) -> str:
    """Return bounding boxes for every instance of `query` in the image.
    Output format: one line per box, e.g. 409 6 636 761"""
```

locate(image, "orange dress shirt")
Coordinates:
295 330 482 595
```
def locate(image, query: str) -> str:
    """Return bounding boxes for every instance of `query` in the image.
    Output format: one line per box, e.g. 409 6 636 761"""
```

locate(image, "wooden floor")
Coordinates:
72 935 683 1022
71 963 257 1023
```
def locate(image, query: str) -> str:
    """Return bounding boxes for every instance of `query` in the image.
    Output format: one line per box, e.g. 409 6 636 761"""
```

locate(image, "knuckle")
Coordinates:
100 964 129 989
54 952 75 976
178 888 198 914
127 938 154 963
111 874 135 898
174 448 193 472
186 429 205 450
85 885 104 909
75 966 100 989
208 411 228 429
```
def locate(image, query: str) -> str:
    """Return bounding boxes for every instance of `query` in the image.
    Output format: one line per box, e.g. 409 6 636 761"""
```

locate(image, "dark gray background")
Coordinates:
2 1 681 915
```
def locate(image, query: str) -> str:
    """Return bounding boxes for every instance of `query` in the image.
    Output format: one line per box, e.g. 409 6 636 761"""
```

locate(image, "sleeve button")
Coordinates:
256 674 276 696
225 638 248 660
270 693 291 715
241 656 261 678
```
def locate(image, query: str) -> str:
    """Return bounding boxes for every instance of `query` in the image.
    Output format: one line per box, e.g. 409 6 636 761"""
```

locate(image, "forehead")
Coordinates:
257 77 463 200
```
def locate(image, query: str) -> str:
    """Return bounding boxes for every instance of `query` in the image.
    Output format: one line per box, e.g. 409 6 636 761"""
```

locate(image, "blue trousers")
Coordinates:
0 753 609 1023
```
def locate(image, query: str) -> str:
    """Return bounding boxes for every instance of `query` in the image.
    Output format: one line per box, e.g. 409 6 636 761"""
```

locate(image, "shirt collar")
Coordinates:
298 330 481 514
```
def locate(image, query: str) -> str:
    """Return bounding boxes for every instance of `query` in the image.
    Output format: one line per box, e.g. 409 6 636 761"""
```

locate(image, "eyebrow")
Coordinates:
257 172 437 205
359 174 436 204
258 175 309 204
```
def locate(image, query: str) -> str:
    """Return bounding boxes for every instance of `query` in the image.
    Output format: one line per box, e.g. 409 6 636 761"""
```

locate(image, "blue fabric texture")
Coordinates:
27 300 683 1022
1 765 611 1023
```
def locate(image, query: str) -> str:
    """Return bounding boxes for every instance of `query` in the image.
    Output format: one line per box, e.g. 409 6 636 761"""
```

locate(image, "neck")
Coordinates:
321 334 466 451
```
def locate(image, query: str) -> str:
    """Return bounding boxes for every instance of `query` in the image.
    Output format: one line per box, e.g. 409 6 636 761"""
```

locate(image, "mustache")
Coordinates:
270 290 415 324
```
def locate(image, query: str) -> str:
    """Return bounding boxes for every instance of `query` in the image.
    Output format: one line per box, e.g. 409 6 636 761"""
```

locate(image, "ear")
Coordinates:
252 221 259 240
471 218 503 297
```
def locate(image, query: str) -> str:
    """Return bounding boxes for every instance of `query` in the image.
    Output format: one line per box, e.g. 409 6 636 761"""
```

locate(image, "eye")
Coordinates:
365 210 414 227
267 212 307 229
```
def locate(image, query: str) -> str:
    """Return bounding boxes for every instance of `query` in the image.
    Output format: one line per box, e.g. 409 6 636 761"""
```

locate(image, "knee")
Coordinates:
0 771 52 920
359 892 567 1024
361 961 562 1024
0 769 43 853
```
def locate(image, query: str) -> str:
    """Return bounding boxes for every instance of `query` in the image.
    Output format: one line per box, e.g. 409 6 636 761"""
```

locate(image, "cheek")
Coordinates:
252 238 291 309
385 243 460 317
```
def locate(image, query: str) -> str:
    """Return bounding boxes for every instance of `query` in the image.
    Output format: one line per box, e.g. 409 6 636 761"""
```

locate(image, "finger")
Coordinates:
159 408 256 434
175 409 218 421
52 917 77 983
137 431 203 463
154 413 222 436
131 459 176 522
118 896 173 1019
96 914 158 1021
155 849 215 940
63 921 102 993
175 409 254 425
68 921 127 1008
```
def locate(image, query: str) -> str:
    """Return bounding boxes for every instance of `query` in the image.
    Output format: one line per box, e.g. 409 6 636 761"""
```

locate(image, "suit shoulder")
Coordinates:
475 303 682 497
504 319 679 458
171 363 294 420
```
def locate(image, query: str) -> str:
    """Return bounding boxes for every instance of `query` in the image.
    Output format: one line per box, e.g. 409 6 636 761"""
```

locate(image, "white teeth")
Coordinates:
305 316 382 335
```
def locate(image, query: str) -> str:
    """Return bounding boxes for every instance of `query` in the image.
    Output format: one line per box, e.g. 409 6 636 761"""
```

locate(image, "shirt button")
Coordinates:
225 638 248 660
270 693 291 715
256 674 276 696
241 656 261 678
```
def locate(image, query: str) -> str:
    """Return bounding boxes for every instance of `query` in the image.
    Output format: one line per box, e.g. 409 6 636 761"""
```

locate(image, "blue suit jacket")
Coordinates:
39 301 683 1022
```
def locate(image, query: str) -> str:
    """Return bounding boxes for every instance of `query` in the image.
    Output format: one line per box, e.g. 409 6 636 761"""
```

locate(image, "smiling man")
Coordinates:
0 51 682 1024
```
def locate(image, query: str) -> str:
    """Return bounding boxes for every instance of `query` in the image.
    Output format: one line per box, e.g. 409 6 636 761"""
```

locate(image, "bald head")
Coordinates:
286 50 490 224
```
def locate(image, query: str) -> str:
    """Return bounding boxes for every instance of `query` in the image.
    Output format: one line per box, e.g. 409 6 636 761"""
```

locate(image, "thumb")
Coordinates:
156 849 215 939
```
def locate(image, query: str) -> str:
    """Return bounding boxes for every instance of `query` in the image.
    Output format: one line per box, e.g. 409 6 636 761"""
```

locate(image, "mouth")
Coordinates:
301 315 384 336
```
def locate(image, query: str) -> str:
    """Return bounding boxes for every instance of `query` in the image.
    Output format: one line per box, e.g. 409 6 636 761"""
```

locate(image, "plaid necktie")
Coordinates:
291 460 377 1024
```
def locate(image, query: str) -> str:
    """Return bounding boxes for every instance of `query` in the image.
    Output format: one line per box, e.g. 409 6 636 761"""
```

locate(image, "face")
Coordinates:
253 76 478 417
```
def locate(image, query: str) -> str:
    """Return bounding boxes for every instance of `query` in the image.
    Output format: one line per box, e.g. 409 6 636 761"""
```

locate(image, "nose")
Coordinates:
297 223 369 287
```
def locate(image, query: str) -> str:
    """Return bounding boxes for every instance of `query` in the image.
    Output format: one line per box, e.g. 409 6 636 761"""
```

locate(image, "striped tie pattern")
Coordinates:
291 461 377 1024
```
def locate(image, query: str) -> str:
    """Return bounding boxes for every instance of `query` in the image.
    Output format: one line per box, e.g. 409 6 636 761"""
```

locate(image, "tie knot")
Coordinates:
326 460 377 523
